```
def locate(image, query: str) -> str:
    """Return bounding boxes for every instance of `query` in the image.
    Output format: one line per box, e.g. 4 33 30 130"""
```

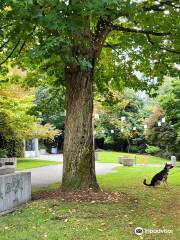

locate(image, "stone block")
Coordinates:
0 172 31 214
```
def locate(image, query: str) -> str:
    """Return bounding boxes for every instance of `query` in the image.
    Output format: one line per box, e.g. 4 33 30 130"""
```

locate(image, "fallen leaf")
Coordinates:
75 219 81 225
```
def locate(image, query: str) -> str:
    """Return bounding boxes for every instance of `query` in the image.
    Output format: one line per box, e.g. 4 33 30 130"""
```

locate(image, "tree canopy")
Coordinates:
0 83 60 140
0 0 179 92
144 78 180 158
0 0 180 190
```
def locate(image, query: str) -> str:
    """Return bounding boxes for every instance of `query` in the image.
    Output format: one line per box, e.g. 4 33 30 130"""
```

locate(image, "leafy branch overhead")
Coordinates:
0 0 179 94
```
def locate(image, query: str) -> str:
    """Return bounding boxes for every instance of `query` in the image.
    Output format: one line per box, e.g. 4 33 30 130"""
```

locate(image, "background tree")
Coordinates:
0 0 179 190
95 88 145 152
144 79 180 159
0 83 60 156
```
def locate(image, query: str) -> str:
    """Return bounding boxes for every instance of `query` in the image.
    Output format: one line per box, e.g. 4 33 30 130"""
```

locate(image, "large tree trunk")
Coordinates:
61 64 100 191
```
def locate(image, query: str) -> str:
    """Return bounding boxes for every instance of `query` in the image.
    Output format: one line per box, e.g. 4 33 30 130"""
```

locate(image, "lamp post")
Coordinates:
144 124 147 129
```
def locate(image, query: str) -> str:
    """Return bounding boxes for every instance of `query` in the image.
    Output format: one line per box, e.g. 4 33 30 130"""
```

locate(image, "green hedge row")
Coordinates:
0 138 24 158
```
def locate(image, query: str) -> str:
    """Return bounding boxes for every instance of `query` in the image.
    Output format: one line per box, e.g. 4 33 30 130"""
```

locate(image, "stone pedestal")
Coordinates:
0 172 31 215
0 158 16 175
95 152 99 161
24 138 39 157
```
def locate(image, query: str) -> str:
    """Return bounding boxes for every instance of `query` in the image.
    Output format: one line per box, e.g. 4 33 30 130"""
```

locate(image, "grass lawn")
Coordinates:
96 151 180 166
0 165 180 240
17 158 61 170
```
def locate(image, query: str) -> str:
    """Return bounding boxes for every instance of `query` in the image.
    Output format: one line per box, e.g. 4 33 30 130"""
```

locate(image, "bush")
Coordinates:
129 145 145 153
95 148 105 152
145 145 160 155
0 149 7 158
104 136 115 145
0 137 24 157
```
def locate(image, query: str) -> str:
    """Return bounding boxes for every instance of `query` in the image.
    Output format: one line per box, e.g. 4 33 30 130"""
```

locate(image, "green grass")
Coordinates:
17 158 61 170
96 151 179 165
98 165 180 189
0 165 180 240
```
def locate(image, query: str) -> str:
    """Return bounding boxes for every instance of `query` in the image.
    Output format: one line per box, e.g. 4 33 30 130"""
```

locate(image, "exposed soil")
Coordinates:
32 188 137 203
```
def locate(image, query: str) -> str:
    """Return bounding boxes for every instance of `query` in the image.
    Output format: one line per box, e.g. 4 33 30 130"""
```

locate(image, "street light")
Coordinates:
121 116 126 121
158 121 162 127
95 113 99 120
162 117 166 123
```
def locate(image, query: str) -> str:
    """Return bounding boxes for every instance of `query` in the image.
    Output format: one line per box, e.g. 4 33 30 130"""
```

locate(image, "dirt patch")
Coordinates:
32 188 135 203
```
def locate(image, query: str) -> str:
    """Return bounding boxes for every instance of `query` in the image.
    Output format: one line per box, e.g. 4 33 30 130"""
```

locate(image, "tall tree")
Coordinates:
0 0 179 190
94 89 145 152
0 84 60 140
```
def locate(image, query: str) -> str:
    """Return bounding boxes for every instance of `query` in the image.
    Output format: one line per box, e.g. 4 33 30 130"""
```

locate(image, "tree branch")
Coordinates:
111 24 170 36
105 43 121 55
143 0 180 11
93 18 112 60
18 41 26 55
146 34 180 54
0 23 13 31
0 40 20 66
17 27 36 55
0 39 10 51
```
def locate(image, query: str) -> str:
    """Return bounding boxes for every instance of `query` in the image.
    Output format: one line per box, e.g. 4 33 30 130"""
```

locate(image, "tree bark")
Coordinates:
61 64 100 191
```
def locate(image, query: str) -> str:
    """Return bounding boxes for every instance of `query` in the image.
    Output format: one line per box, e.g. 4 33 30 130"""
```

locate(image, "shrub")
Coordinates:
104 136 115 145
145 145 160 155
0 149 7 158
0 138 24 157
95 148 105 152
129 145 145 153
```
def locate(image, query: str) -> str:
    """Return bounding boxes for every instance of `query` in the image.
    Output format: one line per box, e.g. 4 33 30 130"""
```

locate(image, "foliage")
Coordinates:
128 145 144 154
0 0 179 189
144 79 180 159
0 138 24 157
31 85 65 130
0 148 7 158
95 89 146 152
145 145 160 155
0 0 179 92
160 79 180 144
0 84 60 141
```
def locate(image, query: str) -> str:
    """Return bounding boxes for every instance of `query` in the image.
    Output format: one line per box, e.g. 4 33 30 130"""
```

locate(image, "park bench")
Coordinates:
118 156 134 166
0 158 16 175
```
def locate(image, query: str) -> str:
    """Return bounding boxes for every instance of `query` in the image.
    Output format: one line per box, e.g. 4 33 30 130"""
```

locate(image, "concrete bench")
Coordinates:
118 156 134 166
0 158 16 175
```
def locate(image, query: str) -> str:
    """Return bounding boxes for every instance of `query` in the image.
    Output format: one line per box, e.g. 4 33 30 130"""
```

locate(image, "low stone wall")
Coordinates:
0 172 31 215
0 158 16 175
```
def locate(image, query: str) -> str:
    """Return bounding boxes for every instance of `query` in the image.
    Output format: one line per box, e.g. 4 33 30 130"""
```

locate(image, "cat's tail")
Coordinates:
143 179 152 186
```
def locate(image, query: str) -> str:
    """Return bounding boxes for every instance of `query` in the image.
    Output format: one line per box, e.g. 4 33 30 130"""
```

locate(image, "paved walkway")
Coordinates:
21 162 119 188
22 154 165 188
